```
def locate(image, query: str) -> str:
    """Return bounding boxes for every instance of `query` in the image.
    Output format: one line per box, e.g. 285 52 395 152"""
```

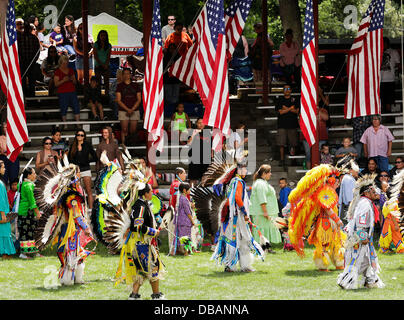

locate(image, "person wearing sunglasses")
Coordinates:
67 130 97 209
389 156 404 179
162 15 176 43
35 137 59 175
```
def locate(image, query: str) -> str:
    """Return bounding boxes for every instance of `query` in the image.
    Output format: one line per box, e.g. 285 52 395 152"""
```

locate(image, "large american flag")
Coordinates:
344 0 385 119
224 0 253 57
0 0 28 162
143 0 164 152
299 0 317 147
170 0 230 151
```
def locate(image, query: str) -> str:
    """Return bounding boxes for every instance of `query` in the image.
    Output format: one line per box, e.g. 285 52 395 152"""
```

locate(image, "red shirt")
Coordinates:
54 67 76 94
116 81 141 111
7 189 16 210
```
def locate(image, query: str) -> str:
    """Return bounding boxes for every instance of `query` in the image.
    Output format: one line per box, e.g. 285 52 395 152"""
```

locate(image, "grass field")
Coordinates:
1 233 404 300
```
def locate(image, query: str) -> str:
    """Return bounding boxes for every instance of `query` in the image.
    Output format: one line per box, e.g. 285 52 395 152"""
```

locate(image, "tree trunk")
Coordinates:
278 0 303 47
89 0 115 16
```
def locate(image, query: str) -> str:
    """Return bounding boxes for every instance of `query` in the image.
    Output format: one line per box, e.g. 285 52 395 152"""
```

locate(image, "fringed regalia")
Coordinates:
337 174 385 289
115 198 165 286
212 174 264 271
34 156 95 285
288 161 352 271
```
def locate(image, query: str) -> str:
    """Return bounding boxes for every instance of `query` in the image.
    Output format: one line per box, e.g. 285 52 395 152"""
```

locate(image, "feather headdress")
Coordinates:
386 170 404 237
200 151 238 187
346 173 377 220
335 154 360 174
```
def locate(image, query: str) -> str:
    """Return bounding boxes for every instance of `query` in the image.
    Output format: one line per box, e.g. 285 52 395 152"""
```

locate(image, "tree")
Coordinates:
89 0 116 16
279 0 303 46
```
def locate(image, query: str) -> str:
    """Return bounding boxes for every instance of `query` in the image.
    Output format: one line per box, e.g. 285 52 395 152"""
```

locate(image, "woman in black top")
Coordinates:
68 129 97 209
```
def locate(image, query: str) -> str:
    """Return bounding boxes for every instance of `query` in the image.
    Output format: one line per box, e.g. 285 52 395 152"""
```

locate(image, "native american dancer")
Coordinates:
287 157 357 271
34 155 95 285
337 174 385 289
378 170 404 254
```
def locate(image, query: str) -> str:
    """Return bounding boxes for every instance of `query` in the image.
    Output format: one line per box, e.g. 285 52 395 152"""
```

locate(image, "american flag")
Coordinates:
170 0 230 151
0 0 28 162
299 0 317 147
224 0 253 57
143 0 164 152
344 0 385 119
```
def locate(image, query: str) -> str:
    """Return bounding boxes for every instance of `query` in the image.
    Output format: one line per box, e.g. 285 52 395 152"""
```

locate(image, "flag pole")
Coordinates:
310 0 320 167
143 0 156 175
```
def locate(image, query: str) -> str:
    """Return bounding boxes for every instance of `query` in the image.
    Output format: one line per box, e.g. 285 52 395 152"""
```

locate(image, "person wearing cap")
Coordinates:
360 114 394 172
337 180 385 289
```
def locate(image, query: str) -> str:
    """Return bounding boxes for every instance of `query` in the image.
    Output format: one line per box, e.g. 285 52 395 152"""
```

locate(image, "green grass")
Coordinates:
1 234 404 300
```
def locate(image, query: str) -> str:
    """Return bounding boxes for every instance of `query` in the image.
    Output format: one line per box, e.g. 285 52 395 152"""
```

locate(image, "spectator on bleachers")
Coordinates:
61 15 77 57
27 15 39 30
275 84 299 168
163 43 181 106
138 157 158 189
227 121 248 160
54 54 81 128
50 126 68 158
378 171 390 185
249 22 274 87
37 23 50 50
352 115 372 165
187 25 194 41
335 137 358 160
164 21 193 57
68 129 97 209
0 122 20 187
380 37 400 113
389 156 404 179
7 178 18 210
49 24 68 55
360 158 381 177
109 69 122 120
93 30 112 96
16 18 24 33
95 126 124 173
116 68 142 146
73 23 94 85
171 103 191 144
320 144 333 165
35 136 59 175
360 114 394 172
86 76 105 121
278 177 292 210
17 21 40 97
279 28 301 88
162 15 176 43
41 46 59 96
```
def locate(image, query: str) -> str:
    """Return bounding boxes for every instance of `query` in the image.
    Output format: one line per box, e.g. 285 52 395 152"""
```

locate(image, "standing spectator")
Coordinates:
116 68 142 146
389 156 404 179
0 122 20 187
61 15 77 57
86 76 105 121
227 122 248 160
229 35 253 94
161 15 176 43
7 179 18 210
187 118 211 187
275 84 299 168
17 21 40 97
249 22 274 87
279 29 301 88
352 115 372 165
50 126 69 158
187 25 194 41
41 46 59 96
54 54 81 128
338 164 359 224
49 24 68 55
278 177 291 210
0 160 16 259
35 137 59 175
27 15 39 29
380 37 400 113
67 130 97 209
163 43 181 106
171 103 191 143
249 164 281 253
164 21 193 57
335 137 358 160
73 23 94 85
17 167 41 259
95 126 124 172
93 30 112 96
109 69 122 120
360 158 381 176
360 114 394 172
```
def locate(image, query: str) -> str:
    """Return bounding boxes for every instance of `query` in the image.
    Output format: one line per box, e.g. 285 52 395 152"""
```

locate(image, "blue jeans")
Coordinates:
64 44 75 55
58 91 80 116
373 155 389 172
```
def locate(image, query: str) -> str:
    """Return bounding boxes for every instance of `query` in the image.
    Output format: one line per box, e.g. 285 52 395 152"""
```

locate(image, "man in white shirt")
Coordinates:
380 37 400 113
338 163 359 224
162 15 176 43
